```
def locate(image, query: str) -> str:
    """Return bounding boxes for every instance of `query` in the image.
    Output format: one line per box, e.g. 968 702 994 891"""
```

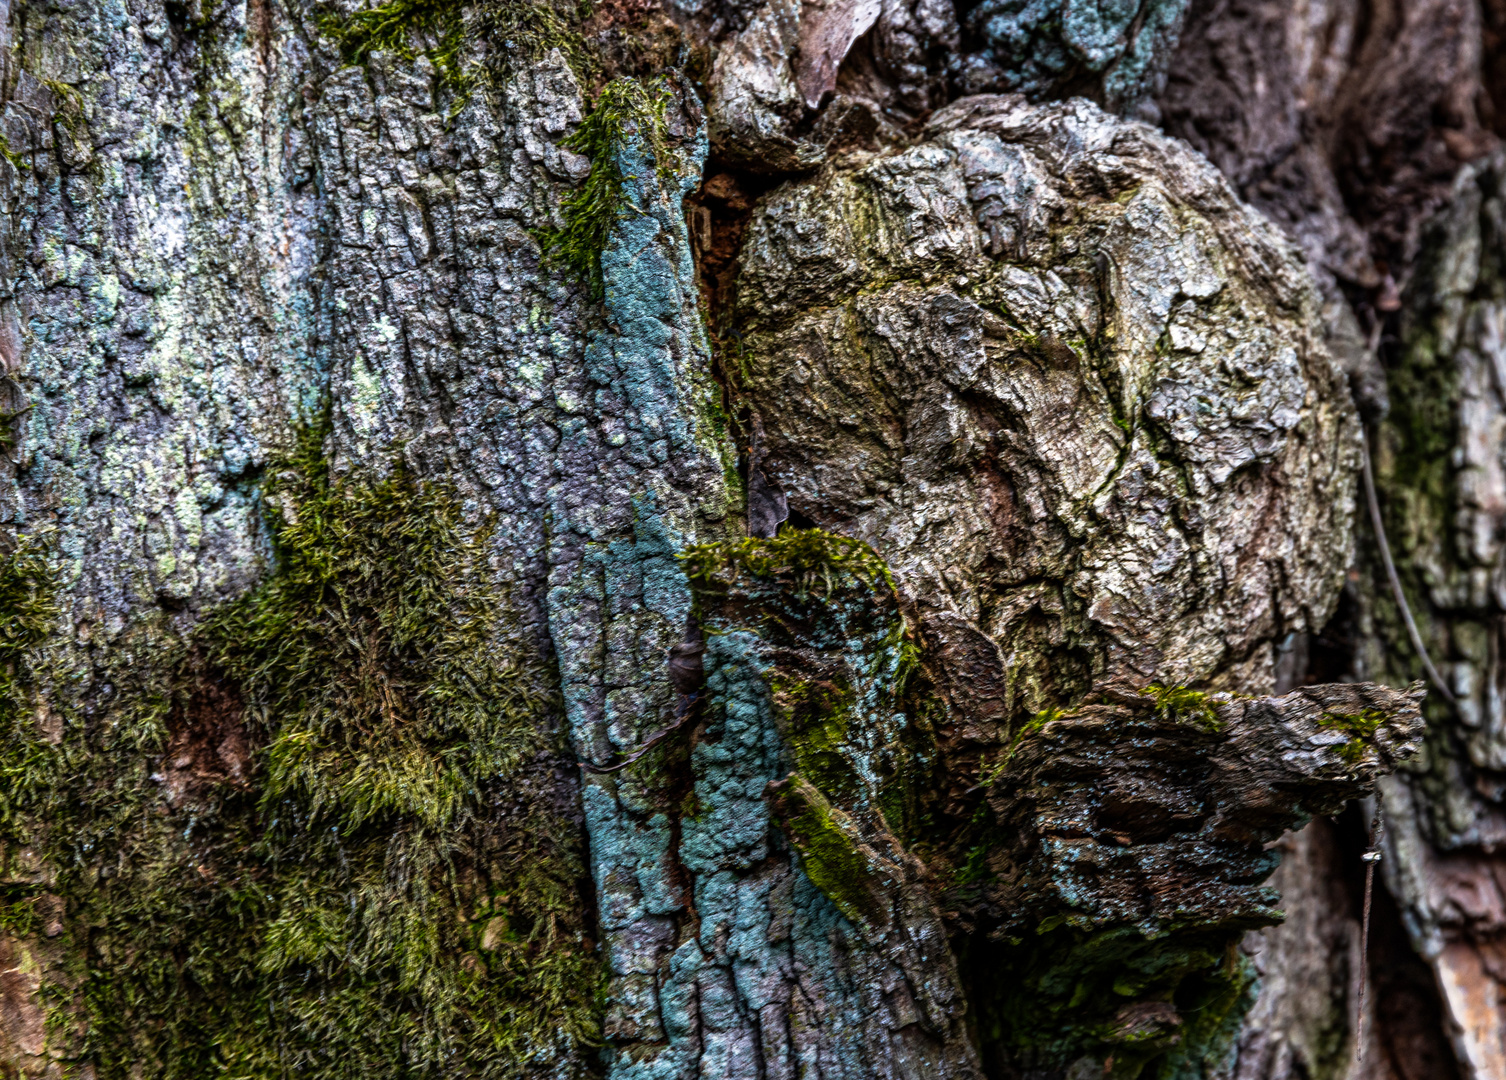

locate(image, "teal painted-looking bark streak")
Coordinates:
673 629 879 1078
539 109 972 1070
540 90 743 1076
674 530 979 1077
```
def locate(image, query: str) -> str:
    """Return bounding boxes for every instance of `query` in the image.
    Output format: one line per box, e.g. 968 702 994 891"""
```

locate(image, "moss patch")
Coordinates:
540 75 677 299
685 528 940 921
318 0 594 97
1145 683 1222 733
982 706 1066 789
0 421 600 1078
962 925 1257 1079
766 775 884 927
770 673 860 805
682 527 896 602
1320 708 1386 763
0 532 59 835
0 132 27 171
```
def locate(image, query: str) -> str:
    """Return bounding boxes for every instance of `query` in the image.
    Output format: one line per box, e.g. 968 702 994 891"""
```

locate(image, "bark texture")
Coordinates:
1160 2 1506 1076
0 1 1497 1079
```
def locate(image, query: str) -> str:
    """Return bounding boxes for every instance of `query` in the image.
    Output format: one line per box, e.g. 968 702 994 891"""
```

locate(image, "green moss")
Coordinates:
41 79 86 135
1319 709 1384 738
0 132 27 171
979 706 1066 790
1145 683 1222 733
0 532 60 833
0 533 57 676
0 891 38 936
318 0 594 99
681 527 896 601
1320 709 1385 764
540 76 677 299
771 674 861 805
770 776 883 926
1 420 600 1078
1367 310 1458 718
684 529 930 833
1154 953 1258 1080
0 402 33 453
963 925 1256 1079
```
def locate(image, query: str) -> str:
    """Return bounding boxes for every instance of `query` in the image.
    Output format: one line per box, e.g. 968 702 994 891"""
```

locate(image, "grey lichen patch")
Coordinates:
0 423 601 1078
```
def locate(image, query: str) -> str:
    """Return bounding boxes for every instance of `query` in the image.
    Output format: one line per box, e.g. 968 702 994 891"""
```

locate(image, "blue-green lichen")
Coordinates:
543 76 678 299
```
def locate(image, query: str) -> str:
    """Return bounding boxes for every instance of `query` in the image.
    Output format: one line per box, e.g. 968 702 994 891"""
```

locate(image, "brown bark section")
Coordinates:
1161 3 1506 1077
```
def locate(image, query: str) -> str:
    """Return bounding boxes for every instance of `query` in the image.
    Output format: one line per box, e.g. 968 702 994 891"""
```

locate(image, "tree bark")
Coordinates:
0 1 1498 1079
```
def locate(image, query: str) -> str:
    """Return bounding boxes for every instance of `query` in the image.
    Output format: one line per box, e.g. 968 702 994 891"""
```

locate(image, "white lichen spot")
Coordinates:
346 355 385 435
371 315 401 343
517 359 546 388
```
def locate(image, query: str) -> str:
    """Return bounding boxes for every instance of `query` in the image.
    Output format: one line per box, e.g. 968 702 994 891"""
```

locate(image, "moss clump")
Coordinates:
0 532 59 833
0 132 27 171
540 76 677 299
768 776 883 926
0 533 57 696
687 527 938 914
322 4 685 301
771 674 860 805
681 528 896 600
1319 709 1385 737
1320 708 1386 763
983 706 1064 787
318 0 594 97
3 420 600 1078
1145 684 1222 733
0 891 37 936
962 925 1256 1079
41 79 86 135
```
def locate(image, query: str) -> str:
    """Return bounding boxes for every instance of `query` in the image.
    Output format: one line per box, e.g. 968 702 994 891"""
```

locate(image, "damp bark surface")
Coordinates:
0 2 1500 1079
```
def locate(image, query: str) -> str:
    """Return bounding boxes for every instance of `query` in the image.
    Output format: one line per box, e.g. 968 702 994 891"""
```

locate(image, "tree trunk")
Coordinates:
0 1 1497 1078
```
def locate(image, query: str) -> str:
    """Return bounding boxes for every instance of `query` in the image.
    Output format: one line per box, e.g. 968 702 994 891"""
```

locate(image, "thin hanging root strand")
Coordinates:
1356 804 1385 1066
1361 427 1457 706
1357 426 1435 1065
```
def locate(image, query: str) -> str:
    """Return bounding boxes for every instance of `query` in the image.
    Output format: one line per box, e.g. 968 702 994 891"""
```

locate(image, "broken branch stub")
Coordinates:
978 681 1427 939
